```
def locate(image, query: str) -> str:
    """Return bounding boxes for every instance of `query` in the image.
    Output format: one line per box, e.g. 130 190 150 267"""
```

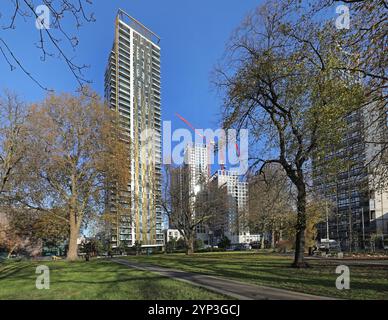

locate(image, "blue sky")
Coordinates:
1 0 262 133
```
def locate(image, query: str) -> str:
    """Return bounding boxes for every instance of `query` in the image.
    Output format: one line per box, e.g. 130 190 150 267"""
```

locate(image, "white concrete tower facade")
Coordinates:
184 143 209 195
211 170 260 245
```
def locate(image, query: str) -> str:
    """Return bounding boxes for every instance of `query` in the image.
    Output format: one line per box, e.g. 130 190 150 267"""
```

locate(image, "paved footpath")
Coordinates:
113 259 335 300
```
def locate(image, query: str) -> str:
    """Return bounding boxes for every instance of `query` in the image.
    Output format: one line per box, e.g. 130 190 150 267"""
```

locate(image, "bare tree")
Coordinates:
0 91 28 203
196 176 229 247
215 2 364 267
16 88 130 260
1 0 95 90
162 165 199 255
162 165 228 254
248 164 295 249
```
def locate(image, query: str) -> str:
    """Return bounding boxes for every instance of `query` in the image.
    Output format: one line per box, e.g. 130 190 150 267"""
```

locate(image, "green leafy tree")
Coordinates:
304 1 388 188
215 2 364 267
305 200 329 250
218 236 231 250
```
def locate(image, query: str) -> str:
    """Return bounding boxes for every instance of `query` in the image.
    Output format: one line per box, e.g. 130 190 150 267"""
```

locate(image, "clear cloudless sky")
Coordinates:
0 0 263 134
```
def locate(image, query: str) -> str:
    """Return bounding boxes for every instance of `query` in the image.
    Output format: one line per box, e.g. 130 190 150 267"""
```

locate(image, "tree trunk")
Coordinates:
186 237 194 255
292 181 308 268
7 244 18 259
67 214 79 261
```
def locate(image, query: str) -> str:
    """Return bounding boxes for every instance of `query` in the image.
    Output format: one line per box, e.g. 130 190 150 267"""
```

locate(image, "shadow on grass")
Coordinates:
125 255 388 299
0 264 31 280
50 275 167 285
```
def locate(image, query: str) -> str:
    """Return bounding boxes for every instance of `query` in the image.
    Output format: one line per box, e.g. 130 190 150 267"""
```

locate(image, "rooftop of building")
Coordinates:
117 9 161 45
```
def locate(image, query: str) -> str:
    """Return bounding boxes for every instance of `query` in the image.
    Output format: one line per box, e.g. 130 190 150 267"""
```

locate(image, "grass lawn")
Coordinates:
123 252 388 300
0 259 228 300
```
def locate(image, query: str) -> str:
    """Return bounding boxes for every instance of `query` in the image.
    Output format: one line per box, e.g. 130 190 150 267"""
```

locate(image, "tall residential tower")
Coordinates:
104 10 163 249
211 170 260 245
313 104 388 250
184 143 209 196
183 143 210 240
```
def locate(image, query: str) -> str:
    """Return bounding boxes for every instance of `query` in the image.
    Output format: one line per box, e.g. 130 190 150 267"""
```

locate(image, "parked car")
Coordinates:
203 245 219 250
250 241 261 249
318 239 341 253
233 243 252 251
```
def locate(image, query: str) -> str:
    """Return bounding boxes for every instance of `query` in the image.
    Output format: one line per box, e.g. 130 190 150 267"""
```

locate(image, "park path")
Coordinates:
113 259 335 300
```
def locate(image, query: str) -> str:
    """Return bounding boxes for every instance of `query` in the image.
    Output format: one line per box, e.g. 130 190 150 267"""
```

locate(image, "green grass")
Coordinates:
123 252 388 300
0 259 228 300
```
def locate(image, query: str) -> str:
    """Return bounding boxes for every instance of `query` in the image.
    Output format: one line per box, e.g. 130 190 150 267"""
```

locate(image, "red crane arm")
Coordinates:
175 112 204 139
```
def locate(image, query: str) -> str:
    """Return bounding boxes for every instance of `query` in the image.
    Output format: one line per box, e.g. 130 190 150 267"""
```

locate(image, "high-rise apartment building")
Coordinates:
183 143 209 240
210 170 260 245
104 10 163 249
313 104 388 250
184 143 209 195
181 144 260 245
